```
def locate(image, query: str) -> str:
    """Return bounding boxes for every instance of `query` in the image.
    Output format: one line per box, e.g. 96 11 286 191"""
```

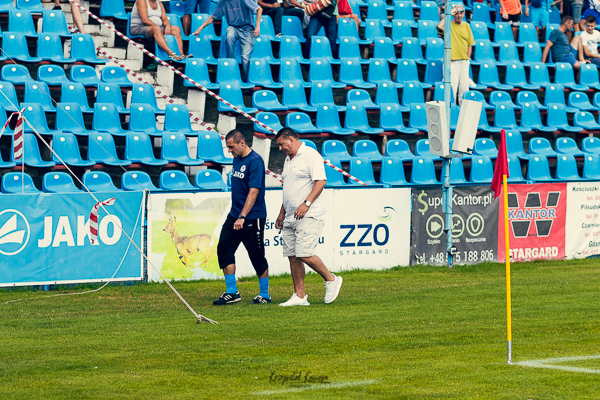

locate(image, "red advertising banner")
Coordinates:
498 183 567 262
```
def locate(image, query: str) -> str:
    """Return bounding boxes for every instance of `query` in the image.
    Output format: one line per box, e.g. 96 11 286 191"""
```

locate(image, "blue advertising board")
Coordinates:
0 191 145 287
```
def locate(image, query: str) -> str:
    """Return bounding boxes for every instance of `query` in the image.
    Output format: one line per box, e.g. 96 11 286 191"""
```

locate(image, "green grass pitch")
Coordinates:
1 259 599 399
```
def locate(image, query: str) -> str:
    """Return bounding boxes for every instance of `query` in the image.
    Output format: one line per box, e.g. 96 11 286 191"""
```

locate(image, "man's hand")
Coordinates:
501 10 508 19
272 2 281 7
234 218 245 230
294 203 309 220
193 26 203 37
524 6 529 16
254 26 261 37
275 214 285 230
165 25 173 35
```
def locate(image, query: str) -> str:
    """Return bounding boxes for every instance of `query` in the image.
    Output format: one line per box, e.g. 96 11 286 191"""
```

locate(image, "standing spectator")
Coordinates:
182 0 212 36
525 0 562 39
53 0 85 34
580 15 600 66
193 0 262 82
498 0 522 41
571 0 584 32
303 0 338 58
436 4 475 105
213 130 271 305
542 15 589 69
258 0 284 37
580 0 600 31
275 128 343 307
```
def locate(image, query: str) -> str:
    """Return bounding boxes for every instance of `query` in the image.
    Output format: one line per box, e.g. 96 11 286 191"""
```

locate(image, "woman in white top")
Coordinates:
130 0 189 60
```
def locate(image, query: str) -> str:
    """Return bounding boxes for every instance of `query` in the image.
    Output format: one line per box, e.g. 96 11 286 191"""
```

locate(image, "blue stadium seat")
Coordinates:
579 63 600 90
279 58 310 87
401 81 425 107
310 81 346 112
505 130 529 159
364 19 386 43
415 138 441 160
340 36 369 64
83 171 120 192
337 18 369 44
166 14 189 40
376 81 405 109
71 34 108 64
163 103 197 135
311 36 340 64
216 58 253 88
478 62 513 90
494 104 529 132
470 64 488 90
522 42 547 66
516 91 547 111
279 36 310 64
549 6 561 23
122 171 159 191
396 60 432 89
101 66 133 87
92 103 130 136
469 156 494 183
248 58 283 89
345 104 384 134
555 62 589 91
155 34 185 63
555 154 581 181
0 81 20 112
555 137 584 157
380 157 408 186
575 111 600 131
1 64 33 85
489 90 520 110
253 90 288 111
379 103 418 133
0 105 11 135
42 172 82 193
162 132 205 165
37 64 70 86
282 16 306 42
70 65 102 87
316 104 355 135
51 132 95 167
286 112 322 133
340 58 376 89
9 10 37 36
520 103 556 133
131 84 164 114
505 62 540 90
128 103 162 136
583 154 600 180
583 136 600 154
520 5 532 22
184 58 218 90
21 103 59 135
478 107 502 133
409 103 428 132
391 19 414 44
400 37 425 64
11 133 54 167
24 81 55 113
1 172 40 193
470 21 491 41
88 132 132 166
385 139 414 159
37 33 75 63
411 157 439 185
188 35 218 65
97 83 129 114
433 82 455 103
471 3 493 28
527 154 556 181
253 36 279 65
170 1 186 16
60 83 93 113
529 62 551 87
309 58 346 88
254 112 283 134
493 21 515 44
125 132 169 166
473 39 497 65
393 2 416 25
367 0 392 27
160 170 196 190
99 0 128 20
191 14 220 41
529 137 557 157
353 139 384 161
419 2 439 23
56 103 90 135
546 103 583 133
197 130 233 164
425 37 444 61
544 84 576 112
301 139 318 151
259 15 279 42
0 0 16 13
347 89 378 109
568 91 598 111
463 90 493 109
507 154 525 182
322 140 352 162
282 80 315 112
194 169 228 190
517 22 541 46
218 82 259 114
449 158 468 184
2 31 40 62
348 157 382 186
126 12 144 39
323 157 348 187
473 138 498 158
424 59 444 85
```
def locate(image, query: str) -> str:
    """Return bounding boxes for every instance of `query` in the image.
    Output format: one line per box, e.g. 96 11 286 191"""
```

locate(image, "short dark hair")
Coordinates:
275 127 299 140
561 15 574 25
225 130 245 143
586 15 597 24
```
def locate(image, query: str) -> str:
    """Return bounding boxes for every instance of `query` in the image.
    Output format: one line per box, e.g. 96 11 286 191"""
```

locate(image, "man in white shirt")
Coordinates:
275 128 343 306
581 15 600 66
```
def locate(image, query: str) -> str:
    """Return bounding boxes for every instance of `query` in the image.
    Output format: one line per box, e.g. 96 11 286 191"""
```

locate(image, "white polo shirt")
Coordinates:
282 143 327 222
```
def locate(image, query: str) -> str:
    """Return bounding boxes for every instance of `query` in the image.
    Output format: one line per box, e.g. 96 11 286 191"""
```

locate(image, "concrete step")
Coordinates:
134 71 157 85
100 46 126 59
91 33 114 48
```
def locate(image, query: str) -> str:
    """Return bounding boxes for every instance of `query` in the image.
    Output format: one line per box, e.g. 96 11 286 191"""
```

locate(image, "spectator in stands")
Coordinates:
130 0 189 61
53 0 85 34
542 15 589 69
580 0 600 31
275 128 343 307
282 0 308 24
303 0 338 58
258 0 284 37
570 0 583 32
337 0 361 32
437 4 474 105
498 0 521 41
580 15 600 66
182 0 211 35
524 0 562 39
193 0 262 82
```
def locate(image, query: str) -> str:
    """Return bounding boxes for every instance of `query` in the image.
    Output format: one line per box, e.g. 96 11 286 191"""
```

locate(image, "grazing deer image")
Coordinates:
163 216 215 268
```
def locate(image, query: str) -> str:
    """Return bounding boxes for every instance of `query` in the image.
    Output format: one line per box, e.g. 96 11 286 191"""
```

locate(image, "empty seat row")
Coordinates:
2 9 72 37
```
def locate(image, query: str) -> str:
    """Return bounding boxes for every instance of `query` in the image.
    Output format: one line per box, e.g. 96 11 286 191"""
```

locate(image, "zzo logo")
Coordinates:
339 224 389 247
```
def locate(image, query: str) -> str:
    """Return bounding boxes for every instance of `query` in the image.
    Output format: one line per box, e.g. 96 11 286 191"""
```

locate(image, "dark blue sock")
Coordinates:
259 277 270 299
224 274 237 294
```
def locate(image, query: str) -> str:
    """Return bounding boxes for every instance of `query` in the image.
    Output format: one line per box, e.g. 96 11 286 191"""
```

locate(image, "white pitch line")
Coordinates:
251 379 378 396
513 355 600 374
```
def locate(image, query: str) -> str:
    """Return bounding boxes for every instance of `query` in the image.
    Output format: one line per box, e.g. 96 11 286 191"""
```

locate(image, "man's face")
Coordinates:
566 19 574 31
226 138 245 158
453 8 465 23
586 21 597 35
277 136 295 156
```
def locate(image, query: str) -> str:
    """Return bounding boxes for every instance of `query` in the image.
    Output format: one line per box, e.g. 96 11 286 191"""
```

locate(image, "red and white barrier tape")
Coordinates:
89 197 116 244
12 110 24 160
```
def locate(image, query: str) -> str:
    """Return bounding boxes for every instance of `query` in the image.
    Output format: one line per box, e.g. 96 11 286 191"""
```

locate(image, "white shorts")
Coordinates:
282 217 324 258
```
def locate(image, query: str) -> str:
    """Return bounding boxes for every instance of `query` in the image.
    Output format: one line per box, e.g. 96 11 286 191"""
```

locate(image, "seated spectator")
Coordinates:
542 15 589 69
580 0 600 31
53 0 85 34
581 15 600 66
336 0 361 31
258 0 284 37
303 0 338 58
283 0 309 25
130 0 189 61
193 0 262 82
524 0 561 39
498 0 521 41
183 0 211 35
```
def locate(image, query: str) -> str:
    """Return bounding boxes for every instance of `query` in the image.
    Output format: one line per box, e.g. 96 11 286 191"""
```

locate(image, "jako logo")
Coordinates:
0 209 31 256
507 192 560 238
37 215 122 248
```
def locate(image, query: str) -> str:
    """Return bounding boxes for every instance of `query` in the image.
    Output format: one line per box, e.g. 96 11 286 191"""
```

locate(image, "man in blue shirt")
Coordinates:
214 130 271 305
542 15 589 69
193 0 262 82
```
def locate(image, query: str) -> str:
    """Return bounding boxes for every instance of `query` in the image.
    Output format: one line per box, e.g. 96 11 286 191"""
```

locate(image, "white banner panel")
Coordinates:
566 182 600 259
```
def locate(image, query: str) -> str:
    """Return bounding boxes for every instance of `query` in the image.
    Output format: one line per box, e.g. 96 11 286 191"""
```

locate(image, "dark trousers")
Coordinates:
283 7 305 21
263 7 284 34
217 214 269 276
303 13 338 58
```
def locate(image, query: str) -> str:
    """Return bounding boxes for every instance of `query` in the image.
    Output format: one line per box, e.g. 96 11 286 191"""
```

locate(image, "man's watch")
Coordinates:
238 214 246 219
304 200 312 207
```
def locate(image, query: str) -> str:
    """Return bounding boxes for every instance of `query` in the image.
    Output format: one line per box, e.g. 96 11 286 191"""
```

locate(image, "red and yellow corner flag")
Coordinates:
491 129 510 198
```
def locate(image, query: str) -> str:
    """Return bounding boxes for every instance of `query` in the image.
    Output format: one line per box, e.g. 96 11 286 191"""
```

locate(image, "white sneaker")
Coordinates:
324 274 343 304
279 293 310 307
